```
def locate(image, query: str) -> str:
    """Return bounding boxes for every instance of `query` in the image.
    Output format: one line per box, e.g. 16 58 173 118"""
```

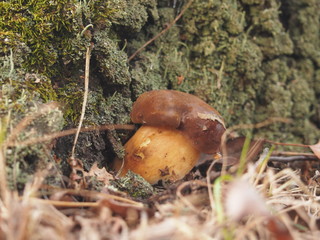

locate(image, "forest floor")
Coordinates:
1 126 320 240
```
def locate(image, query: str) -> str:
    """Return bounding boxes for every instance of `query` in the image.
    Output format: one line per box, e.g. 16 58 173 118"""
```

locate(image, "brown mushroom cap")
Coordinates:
131 90 226 154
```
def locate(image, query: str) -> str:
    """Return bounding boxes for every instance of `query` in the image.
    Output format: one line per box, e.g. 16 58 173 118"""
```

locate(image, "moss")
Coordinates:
128 6 191 96
1 0 319 190
110 171 154 199
115 0 158 33
57 81 84 123
125 0 319 144
315 70 320 95
288 77 315 119
256 84 293 120
241 0 261 4
130 57 164 97
253 56 318 144
0 0 123 76
248 1 293 58
282 0 320 66
3 101 64 191
54 85 132 167
0 0 74 75
94 31 131 86
178 0 319 144
178 0 262 127
0 0 140 190
82 90 132 159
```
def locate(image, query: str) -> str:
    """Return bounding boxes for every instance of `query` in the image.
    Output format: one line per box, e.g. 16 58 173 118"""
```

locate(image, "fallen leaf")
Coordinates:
309 140 320 159
86 162 114 186
67 157 87 189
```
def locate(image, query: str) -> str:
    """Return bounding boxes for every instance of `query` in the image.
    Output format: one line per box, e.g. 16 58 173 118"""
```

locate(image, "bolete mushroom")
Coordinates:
115 90 226 184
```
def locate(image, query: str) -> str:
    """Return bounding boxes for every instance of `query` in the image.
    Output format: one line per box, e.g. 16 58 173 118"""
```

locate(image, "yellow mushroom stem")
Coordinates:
114 125 200 184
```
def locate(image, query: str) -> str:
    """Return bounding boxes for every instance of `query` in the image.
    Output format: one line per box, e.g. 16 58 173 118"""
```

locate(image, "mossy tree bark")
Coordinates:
0 0 319 189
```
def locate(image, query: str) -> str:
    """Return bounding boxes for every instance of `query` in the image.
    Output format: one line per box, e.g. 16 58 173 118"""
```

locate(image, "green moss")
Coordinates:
125 0 318 145
115 0 158 32
56 81 84 123
84 90 132 159
0 0 74 75
288 78 315 119
178 0 264 127
94 31 131 86
0 0 123 76
110 170 154 199
24 74 58 102
1 0 319 191
81 88 132 126
0 0 159 191
283 0 320 66
248 1 293 58
129 7 191 96
3 101 64 191
130 58 163 97
315 70 320 95
170 0 319 143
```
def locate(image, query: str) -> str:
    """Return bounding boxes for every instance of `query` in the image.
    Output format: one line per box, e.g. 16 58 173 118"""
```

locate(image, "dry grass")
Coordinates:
0 145 320 240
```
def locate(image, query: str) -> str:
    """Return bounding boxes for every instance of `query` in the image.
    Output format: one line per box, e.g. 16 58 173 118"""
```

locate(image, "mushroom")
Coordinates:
114 90 226 184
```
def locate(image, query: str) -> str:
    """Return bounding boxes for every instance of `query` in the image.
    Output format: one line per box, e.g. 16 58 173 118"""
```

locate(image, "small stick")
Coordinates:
8 124 135 147
32 199 99 207
71 44 93 159
264 139 309 148
31 187 144 207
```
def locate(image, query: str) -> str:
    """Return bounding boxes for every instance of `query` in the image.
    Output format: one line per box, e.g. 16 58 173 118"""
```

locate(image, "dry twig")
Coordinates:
71 44 93 159
7 124 135 147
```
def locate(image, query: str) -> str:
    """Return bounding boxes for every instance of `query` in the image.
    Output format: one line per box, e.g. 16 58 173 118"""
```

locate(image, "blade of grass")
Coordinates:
214 174 233 223
0 116 9 201
214 174 234 240
237 133 252 176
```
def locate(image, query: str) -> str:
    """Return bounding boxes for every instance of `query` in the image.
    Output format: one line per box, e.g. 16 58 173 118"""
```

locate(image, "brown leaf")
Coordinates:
309 140 320 159
266 217 293 240
85 162 114 186
67 157 87 189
